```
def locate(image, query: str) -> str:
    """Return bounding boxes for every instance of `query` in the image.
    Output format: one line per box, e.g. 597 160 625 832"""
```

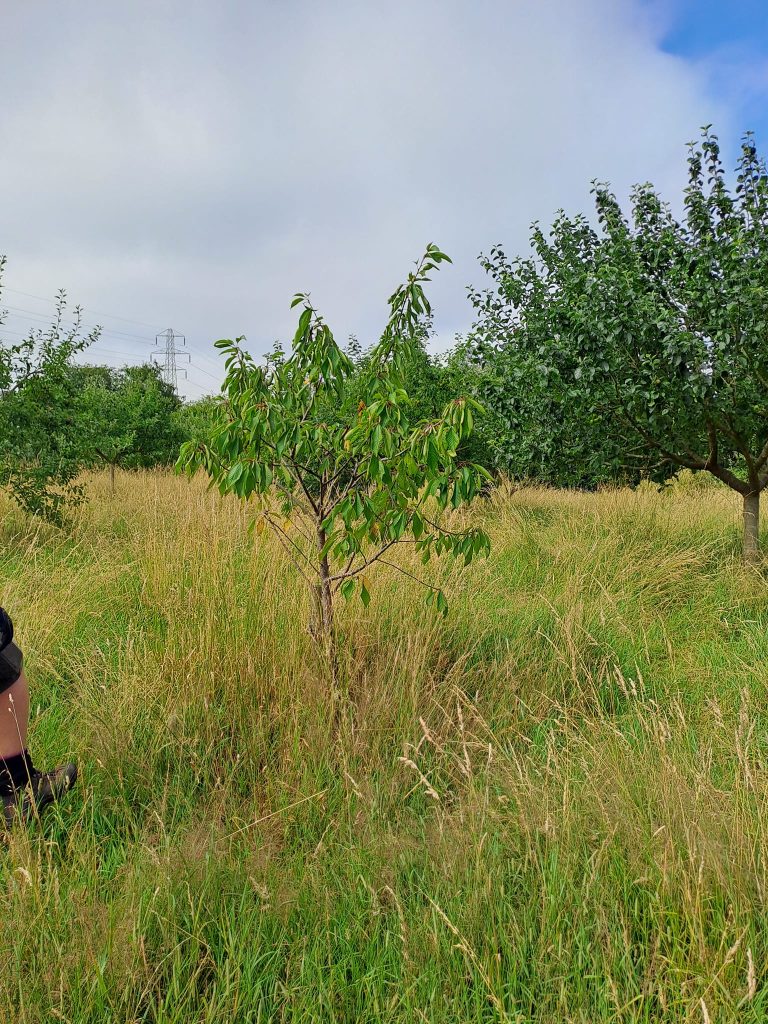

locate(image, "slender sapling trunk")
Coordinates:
309 525 337 684
743 489 761 565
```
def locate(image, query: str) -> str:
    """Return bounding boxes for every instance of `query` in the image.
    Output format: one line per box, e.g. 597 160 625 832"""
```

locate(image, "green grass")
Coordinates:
0 471 767 1022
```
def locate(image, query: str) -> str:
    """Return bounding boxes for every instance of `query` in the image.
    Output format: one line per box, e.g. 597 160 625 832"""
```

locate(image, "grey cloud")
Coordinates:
0 0 730 396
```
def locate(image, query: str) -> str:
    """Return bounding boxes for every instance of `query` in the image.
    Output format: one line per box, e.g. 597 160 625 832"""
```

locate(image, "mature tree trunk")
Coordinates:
743 489 761 565
109 462 116 496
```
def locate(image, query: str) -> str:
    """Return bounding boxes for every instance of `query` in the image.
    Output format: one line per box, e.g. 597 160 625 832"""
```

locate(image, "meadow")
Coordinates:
0 470 767 1023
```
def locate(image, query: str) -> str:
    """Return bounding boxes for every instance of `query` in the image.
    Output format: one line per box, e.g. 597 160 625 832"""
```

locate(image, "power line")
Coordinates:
183 378 212 395
82 347 150 359
2 321 220 383
0 286 159 330
1 281 231 372
2 312 154 345
191 364 222 383
78 350 216 391
2 304 156 343
0 326 32 338
3 307 225 372
2 306 221 394
3 309 225 377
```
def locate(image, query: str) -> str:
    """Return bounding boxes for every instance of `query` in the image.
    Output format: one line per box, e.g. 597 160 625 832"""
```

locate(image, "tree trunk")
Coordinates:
310 576 334 642
743 490 761 565
110 462 116 496
309 528 338 685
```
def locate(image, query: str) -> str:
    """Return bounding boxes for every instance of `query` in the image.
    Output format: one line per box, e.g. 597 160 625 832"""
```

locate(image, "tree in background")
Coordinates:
0 260 100 523
77 363 184 491
179 245 491 675
343 322 496 472
457 310 643 488
172 394 220 448
473 129 768 561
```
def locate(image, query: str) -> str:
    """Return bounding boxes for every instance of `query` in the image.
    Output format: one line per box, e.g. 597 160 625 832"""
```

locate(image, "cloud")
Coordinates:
0 0 731 395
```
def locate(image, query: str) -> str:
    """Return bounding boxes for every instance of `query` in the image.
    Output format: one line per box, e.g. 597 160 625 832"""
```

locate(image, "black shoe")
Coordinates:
2 763 78 827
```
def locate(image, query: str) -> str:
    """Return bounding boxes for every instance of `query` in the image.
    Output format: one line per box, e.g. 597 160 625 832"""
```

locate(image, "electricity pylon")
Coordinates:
153 328 190 391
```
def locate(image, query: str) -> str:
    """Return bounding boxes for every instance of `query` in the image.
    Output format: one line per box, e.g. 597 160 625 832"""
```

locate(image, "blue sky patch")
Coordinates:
659 0 768 146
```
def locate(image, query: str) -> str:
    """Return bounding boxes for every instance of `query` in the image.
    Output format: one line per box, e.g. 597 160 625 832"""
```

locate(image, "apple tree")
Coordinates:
473 130 768 562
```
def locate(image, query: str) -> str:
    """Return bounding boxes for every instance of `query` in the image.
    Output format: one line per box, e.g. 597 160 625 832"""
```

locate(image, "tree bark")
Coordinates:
743 490 761 565
309 528 338 685
315 564 334 640
109 462 116 496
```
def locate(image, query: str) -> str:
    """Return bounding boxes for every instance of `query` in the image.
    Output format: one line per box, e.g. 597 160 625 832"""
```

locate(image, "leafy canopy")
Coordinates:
0 259 100 523
472 129 768 504
179 244 491 618
76 363 184 470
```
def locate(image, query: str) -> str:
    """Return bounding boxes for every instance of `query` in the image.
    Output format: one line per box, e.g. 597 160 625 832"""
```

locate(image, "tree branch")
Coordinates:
619 408 705 471
329 538 402 584
755 433 768 473
376 557 436 591
264 512 317 577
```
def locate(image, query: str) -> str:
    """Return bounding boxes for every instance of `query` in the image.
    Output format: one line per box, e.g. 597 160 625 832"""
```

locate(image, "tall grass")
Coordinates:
0 470 766 1022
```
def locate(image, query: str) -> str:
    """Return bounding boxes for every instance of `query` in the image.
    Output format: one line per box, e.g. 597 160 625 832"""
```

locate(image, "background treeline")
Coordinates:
0 298 611 523
0 286 495 526
2 128 767 560
0 289 216 522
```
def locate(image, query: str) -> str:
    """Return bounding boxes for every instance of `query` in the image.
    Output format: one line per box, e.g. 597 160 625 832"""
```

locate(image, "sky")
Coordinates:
0 0 765 399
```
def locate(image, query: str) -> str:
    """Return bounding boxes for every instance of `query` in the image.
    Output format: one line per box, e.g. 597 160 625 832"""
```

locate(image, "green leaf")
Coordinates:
295 307 312 341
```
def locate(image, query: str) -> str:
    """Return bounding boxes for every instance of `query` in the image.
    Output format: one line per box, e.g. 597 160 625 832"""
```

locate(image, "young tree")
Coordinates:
0 260 100 523
178 245 491 672
473 130 768 561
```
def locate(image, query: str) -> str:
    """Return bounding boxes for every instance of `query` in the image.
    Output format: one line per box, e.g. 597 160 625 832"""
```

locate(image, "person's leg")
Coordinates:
0 671 29 758
0 630 77 824
0 667 35 798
